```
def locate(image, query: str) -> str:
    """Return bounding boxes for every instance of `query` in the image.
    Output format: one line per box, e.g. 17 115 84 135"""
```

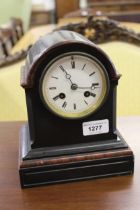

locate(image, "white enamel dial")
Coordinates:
40 52 108 119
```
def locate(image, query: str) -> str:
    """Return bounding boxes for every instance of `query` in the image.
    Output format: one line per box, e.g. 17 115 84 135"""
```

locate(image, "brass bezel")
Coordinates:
40 52 109 119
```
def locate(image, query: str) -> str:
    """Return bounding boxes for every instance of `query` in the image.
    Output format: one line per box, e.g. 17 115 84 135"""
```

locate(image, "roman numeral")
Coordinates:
91 93 96 97
74 103 76 110
89 72 95 76
92 83 99 86
62 101 67 108
82 63 86 70
84 100 88 105
51 76 58 79
91 83 100 90
53 95 60 101
71 56 75 68
49 87 56 90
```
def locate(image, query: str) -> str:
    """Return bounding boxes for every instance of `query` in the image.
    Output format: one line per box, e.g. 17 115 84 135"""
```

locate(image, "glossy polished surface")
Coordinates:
0 116 140 210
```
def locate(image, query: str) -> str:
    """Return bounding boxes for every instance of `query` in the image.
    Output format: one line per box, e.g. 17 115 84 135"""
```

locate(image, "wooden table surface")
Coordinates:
0 116 140 210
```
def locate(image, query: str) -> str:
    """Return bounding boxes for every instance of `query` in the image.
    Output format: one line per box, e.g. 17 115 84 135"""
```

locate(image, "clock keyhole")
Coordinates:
84 91 96 97
84 91 90 97
59 93 66 99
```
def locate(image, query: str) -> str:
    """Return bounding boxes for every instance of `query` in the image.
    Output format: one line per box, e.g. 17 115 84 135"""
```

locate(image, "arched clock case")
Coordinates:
19 30 134 188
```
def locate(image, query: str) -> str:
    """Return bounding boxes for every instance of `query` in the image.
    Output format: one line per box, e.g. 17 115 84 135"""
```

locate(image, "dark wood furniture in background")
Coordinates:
0 37 9 58
0 25 16 56
30 9 57 26
10 17 24 40
30 0 79 26
55 0 79 19
87 0 140 13
0 17 26 67
30 0 140 27
62 0 140 23
1 16 140 68
0 116 139 209
0 17 24 59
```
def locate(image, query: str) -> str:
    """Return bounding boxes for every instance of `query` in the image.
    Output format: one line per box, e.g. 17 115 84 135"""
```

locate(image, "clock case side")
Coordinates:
19 30 134 188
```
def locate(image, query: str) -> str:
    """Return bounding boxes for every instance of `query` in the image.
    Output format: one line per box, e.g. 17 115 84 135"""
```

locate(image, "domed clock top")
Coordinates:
21 30 120 90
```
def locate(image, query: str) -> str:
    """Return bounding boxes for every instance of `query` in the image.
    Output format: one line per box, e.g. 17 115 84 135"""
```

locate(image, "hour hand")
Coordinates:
77 83 100 90
77 86 91 90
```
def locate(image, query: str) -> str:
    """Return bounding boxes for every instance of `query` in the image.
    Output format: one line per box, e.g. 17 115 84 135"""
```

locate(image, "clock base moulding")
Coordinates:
19 123 134 188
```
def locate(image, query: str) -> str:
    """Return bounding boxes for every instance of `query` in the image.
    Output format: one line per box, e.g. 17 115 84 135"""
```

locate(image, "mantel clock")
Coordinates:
19 30 134 188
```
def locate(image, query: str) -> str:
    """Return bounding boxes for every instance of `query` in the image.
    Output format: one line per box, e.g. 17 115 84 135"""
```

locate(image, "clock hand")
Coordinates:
77 86 91 89
65 73 73 85
59 66 80 91
77 83 100 90
59 65 74 85
91 83 100 90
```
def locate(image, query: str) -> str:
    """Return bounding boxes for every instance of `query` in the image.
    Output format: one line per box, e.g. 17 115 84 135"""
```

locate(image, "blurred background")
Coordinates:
1 0 140 31
0 0 140 121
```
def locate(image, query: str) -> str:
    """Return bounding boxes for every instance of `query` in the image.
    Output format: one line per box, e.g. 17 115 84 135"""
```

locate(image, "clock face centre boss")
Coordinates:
40 52 109 119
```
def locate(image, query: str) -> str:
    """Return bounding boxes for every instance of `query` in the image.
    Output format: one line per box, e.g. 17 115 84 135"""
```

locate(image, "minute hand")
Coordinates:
59 65 74 85
77 83 99 90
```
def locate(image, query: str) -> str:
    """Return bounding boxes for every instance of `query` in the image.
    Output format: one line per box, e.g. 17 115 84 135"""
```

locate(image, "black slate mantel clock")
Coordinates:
19 30 134 188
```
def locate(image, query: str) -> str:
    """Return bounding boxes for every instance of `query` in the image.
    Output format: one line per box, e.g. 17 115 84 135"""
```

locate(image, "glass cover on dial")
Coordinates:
40 52 108 119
